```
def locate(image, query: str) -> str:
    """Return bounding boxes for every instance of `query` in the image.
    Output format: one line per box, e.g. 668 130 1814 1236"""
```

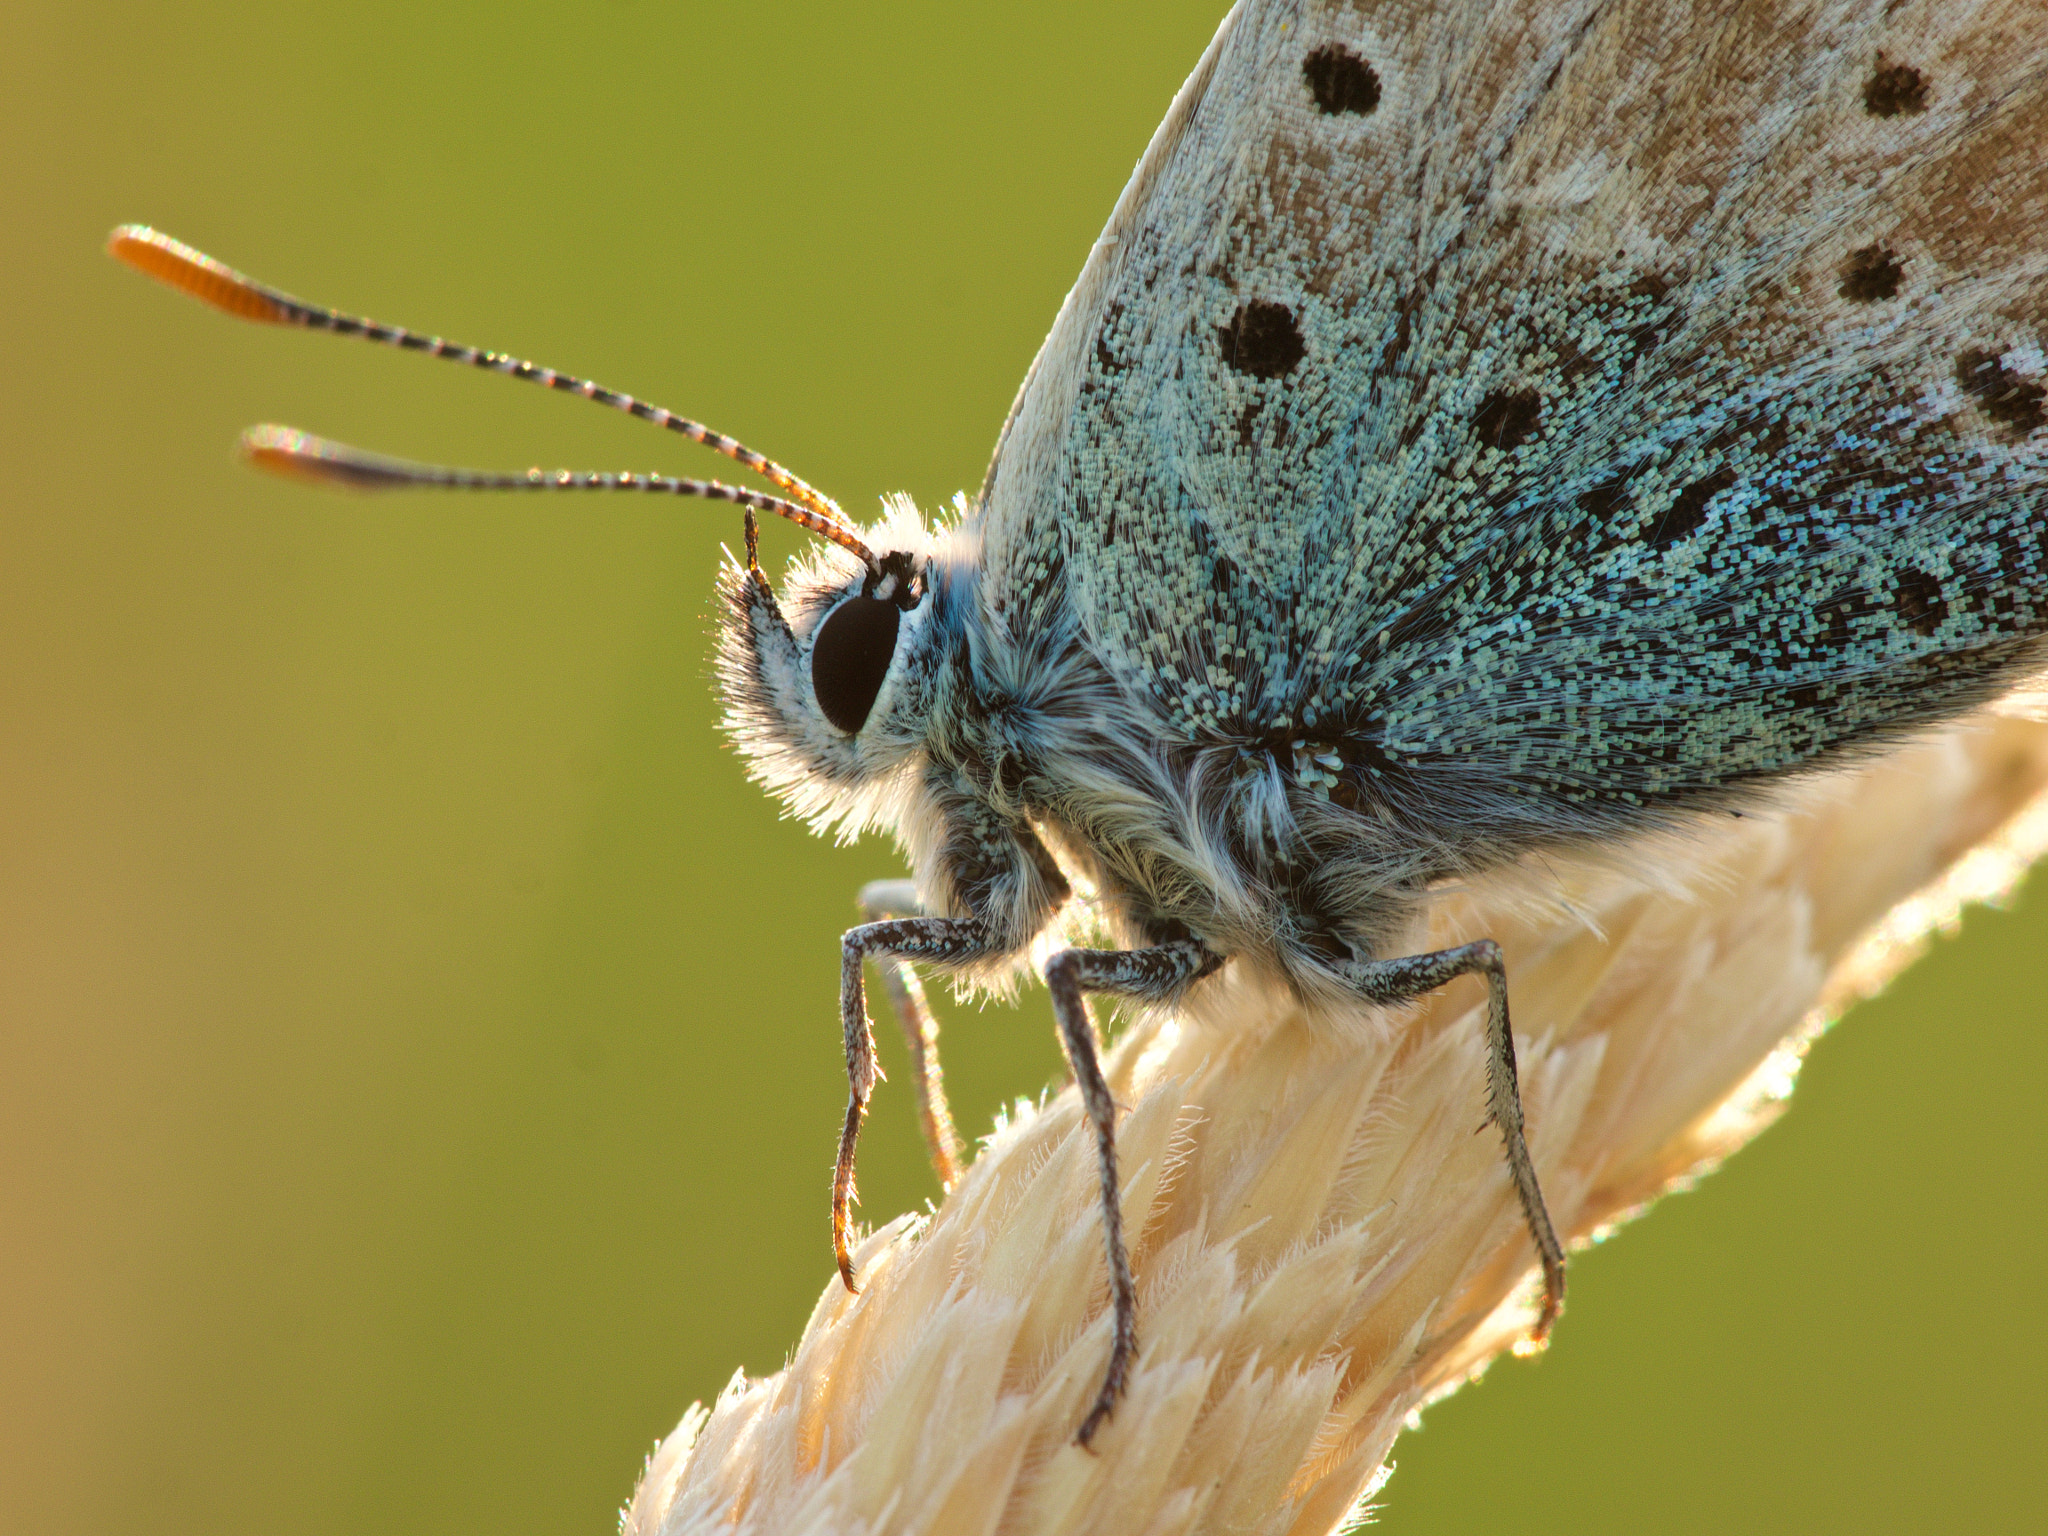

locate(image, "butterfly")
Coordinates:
113 0 2048 1449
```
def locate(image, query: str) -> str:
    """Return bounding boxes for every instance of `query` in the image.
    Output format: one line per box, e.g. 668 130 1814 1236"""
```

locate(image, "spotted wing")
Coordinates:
978 0 2048 828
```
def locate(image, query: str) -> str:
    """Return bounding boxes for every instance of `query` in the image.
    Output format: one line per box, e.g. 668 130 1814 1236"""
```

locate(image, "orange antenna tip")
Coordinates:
114 228 864 560
240 425 430 491
107 226 291 324
232 425 878 568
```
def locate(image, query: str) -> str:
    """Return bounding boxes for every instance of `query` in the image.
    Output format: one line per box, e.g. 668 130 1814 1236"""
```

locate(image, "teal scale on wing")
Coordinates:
977 0 2048 822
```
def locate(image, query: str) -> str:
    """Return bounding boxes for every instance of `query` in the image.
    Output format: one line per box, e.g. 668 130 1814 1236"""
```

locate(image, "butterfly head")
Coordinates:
716 494 964 838
94 227 982 844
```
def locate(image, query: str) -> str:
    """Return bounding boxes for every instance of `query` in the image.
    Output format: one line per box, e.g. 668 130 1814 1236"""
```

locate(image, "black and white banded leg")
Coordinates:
836 916 999 1290
1341 938 1567 1335
1045 938 1222 1447
855 880 964 1191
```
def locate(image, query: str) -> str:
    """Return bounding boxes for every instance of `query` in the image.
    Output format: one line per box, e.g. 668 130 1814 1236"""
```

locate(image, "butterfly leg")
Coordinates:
855 880 963 1191
1045 938 1223 1447
1341 939 1566 1336
836 916 998 1291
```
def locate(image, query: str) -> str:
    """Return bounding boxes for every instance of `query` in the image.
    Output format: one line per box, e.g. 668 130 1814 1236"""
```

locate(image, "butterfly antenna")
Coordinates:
237 424 870 560
107 225 873 566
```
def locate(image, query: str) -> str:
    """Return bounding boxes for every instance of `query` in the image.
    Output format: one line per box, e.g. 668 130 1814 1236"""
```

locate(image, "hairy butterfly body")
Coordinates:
114 0 2048 1448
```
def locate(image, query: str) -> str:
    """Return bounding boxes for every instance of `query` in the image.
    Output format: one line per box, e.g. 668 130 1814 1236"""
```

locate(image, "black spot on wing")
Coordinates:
1956 348 2046 436
1574 476 1633 554
1302 44 1380 116
1838 243 1904 303
1864 56 1928 117
1893 569 1948 637
1578 477 1629 521
1644 467 1735 548
1471 389 1541 452
1218 300 1305 379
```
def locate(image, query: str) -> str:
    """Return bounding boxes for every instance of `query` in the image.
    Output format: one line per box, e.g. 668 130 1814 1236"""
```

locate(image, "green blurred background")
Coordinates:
3 3 2043 1532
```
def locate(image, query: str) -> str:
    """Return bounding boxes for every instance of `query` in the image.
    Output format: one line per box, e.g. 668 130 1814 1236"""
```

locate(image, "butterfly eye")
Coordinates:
811 594 902 734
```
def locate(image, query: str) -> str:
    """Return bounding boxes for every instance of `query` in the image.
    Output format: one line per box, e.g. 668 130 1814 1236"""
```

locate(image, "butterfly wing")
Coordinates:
979 0 2048 831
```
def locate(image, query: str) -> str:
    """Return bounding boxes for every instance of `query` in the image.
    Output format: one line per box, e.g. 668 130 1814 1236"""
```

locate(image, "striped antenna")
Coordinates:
238 425 875 563
107 225 874 568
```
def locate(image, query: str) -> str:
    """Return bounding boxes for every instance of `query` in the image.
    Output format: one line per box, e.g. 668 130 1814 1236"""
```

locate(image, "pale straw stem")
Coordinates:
624 713 2048 1536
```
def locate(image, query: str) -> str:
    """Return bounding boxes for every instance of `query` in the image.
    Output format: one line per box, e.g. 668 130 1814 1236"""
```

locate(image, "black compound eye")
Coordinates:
811 594 901 734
